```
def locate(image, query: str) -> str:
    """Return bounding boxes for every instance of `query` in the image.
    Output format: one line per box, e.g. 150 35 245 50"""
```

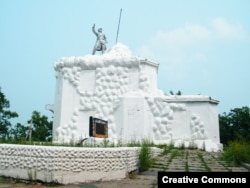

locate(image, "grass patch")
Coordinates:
197 153 211 171
185 151 189 172
220 140 250 165
138 139 154 172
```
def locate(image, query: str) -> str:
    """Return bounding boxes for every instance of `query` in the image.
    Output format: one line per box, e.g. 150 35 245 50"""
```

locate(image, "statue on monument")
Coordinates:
92 24 107 55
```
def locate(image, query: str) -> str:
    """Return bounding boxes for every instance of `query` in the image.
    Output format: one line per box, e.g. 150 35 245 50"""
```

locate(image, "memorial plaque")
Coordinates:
89 116 108 138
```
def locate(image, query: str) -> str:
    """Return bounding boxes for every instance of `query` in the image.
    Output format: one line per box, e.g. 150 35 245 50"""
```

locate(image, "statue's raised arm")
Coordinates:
92 24 98 36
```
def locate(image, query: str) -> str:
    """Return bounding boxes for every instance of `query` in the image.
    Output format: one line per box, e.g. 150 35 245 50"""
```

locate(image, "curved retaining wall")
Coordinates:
0 144 162 184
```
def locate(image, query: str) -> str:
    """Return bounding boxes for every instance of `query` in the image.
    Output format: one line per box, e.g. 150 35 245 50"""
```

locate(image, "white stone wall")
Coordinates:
163 96 222 152
0 144 162 184
52 43 162 143
51 43 222 152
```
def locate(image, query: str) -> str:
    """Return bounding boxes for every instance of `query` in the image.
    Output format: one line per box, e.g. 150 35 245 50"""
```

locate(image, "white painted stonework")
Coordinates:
52 43 222 152
0 144 162 184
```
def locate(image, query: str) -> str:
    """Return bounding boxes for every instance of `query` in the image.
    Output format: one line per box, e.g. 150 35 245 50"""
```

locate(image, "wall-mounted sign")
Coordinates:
89 116 108 138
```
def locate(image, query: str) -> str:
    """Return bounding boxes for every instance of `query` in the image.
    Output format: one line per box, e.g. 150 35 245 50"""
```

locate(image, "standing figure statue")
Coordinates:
92 24 107 55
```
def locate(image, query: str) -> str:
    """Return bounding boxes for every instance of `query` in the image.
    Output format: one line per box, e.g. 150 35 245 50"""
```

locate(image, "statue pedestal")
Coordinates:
52 43 222 152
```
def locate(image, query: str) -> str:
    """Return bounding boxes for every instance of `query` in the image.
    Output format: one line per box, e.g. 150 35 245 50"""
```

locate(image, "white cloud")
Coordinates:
152 23 211 51
212 18 247 40
137 22 212 66
136 18 248 92
137 18 248 65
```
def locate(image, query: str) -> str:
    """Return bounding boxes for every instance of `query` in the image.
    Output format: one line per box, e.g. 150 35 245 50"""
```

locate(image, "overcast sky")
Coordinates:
0 0 249 125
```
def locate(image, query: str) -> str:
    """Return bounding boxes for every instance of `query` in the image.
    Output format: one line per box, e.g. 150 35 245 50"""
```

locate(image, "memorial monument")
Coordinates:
51 26 222 152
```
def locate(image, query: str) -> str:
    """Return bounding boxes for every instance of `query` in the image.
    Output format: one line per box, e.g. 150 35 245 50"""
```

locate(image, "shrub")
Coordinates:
221 140 250 165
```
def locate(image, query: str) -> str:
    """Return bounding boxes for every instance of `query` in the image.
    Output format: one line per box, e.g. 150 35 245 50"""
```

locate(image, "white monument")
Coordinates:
51 42 222 152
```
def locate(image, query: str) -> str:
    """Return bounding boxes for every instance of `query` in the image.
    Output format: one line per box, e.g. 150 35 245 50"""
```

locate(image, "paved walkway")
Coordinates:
0 149 249 188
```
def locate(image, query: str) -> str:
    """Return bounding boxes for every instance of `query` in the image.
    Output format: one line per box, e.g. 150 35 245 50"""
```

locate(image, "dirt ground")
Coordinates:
0 173 157 188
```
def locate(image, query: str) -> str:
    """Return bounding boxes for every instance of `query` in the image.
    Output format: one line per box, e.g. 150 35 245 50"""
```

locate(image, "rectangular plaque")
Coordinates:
89 116 108 138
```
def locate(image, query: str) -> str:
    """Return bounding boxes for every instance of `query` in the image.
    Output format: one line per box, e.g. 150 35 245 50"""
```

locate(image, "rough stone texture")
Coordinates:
52 43 222 152
0 144 162 184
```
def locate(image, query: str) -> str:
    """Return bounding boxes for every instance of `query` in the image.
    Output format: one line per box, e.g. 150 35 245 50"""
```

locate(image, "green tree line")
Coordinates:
0 87 52 143
219 106 250 145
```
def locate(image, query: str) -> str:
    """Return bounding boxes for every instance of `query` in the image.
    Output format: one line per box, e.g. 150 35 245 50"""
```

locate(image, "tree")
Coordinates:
28 111 52 142
10 123 29 142
219 106 250 145
0 87 18 139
